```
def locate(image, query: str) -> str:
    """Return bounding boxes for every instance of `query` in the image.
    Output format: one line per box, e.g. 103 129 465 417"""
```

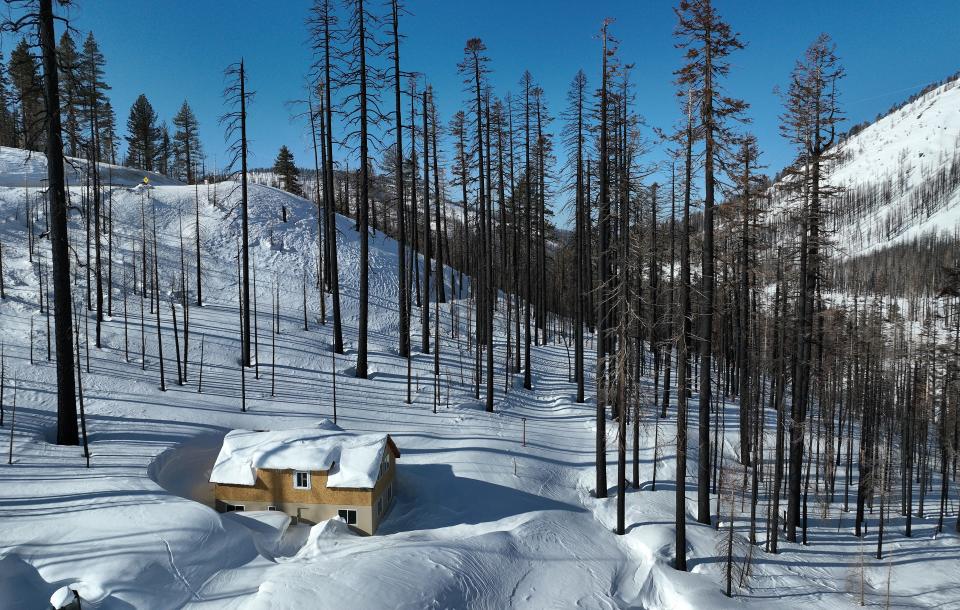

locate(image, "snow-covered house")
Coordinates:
209 422 400 534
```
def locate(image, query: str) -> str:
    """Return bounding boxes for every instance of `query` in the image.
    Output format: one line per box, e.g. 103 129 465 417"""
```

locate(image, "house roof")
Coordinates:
209 420 400 489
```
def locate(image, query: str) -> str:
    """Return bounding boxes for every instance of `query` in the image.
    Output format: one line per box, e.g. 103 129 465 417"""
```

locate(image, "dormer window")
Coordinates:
294 471 311 489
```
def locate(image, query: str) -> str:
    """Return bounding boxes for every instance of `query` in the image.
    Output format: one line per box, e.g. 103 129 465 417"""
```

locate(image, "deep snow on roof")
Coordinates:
209 420 394 489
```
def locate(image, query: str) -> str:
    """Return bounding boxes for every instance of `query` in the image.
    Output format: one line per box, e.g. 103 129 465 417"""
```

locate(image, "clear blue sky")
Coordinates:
3 0 959 224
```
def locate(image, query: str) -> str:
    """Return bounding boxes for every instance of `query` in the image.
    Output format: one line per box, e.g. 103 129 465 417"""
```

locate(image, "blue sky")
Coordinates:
3 0 959 223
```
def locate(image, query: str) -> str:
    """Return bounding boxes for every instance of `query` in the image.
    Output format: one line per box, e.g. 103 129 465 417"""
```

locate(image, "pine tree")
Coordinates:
595 19 615 499
56 31 81 157
221 60 253 367
780 32 844 543
674 0 748 525
80 32 111 158
388 0 410 359
521 70 535 392
459 38 494 411
0 51 17 146
338 0 385 379
158 122 172 175
307 0 344 354
173 100 201 183
27 0 78 445
563 69 589 404
99 100 118 164
273 145 303 196
125 93 160 171
9 37 44 150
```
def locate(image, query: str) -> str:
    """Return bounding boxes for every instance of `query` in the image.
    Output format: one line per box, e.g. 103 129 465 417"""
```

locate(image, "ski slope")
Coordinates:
0 147 958 608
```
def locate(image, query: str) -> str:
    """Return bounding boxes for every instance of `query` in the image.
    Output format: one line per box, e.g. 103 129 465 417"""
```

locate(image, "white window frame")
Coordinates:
338 509 357 525
293 471 311 490
267 505 277 511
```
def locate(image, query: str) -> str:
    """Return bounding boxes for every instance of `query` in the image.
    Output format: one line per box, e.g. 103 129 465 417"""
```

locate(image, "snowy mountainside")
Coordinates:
771 75 960 256
0 148 958 609
0 145 182 187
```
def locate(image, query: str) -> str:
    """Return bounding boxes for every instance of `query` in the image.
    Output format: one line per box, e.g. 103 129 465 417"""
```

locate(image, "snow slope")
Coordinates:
0 145 183 187
0 148 958 608
772 75 960 256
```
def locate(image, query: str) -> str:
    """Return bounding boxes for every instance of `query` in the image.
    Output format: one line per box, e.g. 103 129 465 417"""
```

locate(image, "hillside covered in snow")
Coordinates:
771 74 960 257
1 144 958 609
0 146 183 188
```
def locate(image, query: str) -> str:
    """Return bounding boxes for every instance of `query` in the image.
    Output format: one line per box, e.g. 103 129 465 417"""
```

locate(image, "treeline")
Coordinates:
840 71 960 142
833 233 960 300
0 29 205 183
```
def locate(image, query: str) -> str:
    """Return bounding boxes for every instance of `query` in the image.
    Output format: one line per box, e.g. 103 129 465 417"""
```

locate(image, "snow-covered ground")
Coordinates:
0 147 958 608
0 145 182 188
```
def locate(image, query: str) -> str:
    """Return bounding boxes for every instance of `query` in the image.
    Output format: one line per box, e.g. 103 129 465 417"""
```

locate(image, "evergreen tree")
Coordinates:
56 31 81 157
0 51 18 146
158 121 171 175
172 100 201 183
9 37 44 150
80 32 110 160
273 144 303 195
125 93 160 171
99 100 118 164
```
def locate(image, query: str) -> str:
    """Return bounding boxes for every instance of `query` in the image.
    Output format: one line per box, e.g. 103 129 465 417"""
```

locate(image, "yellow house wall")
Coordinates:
214 452 396 534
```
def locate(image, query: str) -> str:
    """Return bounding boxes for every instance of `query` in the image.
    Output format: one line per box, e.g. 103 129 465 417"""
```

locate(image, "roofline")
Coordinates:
387 435 401 458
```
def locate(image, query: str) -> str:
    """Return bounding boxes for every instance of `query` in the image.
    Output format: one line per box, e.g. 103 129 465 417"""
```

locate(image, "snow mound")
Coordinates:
0 554 51 609
295 519 356 561
224 510 295 560
209 420 395 489
50 582 108 609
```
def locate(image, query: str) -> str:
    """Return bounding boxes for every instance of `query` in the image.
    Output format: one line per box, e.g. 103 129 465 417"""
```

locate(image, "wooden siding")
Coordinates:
214 453 396 532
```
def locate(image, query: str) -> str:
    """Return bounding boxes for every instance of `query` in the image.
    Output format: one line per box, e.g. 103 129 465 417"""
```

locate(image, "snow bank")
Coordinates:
209 420 392 489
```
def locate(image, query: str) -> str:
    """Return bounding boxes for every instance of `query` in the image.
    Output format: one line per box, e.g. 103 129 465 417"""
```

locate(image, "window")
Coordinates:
338 509 357 525
378 451 390 479
224 503 244 512
267 506 277 511
377 497 383 516
294 471 311 490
